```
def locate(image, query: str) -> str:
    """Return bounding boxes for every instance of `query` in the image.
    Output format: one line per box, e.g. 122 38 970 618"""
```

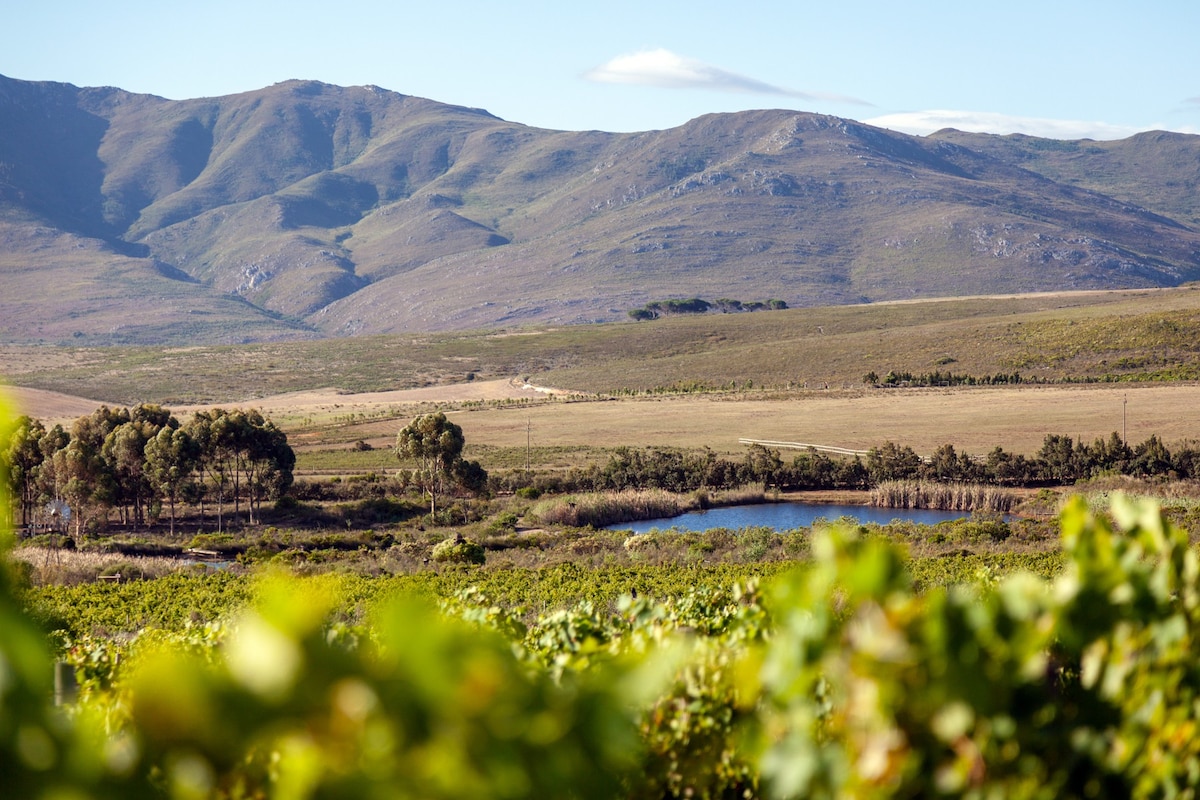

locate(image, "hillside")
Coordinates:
2 74 1199 344
6 286 1200 407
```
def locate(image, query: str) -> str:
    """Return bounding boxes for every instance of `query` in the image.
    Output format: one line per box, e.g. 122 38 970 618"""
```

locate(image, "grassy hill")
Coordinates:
2 75 1200 344
5 287 1200 406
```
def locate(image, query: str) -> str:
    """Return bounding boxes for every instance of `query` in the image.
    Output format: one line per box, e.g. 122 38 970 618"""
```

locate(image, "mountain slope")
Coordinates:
928 129 1200 228
1 74 1198 343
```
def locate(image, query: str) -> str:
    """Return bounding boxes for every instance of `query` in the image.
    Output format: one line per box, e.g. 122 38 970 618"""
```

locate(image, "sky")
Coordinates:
6 0 1199 140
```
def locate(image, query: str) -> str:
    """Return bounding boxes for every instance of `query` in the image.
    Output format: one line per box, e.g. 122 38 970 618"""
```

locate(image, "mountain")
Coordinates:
2 74 1199 345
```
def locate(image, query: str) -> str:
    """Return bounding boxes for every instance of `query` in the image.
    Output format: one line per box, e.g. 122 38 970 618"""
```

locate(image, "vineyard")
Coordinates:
4 495 1200 798
5 386 1200 797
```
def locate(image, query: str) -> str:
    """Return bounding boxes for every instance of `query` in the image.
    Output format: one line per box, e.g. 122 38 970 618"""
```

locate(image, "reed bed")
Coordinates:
870 481 1017 513
531 486 766 529
532 489 686 529
10 547 201 586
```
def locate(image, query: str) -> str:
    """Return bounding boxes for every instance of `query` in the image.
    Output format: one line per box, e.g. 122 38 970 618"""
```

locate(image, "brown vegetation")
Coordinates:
870 480 1018 513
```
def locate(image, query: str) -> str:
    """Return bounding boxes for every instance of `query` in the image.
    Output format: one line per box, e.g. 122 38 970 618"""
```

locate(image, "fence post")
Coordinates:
54 661 77 705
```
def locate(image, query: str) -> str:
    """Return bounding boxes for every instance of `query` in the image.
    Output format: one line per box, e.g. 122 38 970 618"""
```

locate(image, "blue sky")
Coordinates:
7 0 1199 140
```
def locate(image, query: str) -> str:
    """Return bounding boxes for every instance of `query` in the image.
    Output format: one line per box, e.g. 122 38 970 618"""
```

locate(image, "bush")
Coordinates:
486 511 520 535
188 532 235 551
431 535 486 565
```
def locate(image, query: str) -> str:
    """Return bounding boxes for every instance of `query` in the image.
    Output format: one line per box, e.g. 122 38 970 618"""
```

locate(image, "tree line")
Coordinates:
4 405 294 537
494 432 1200 495
863 369 1038 387
628 297 788 320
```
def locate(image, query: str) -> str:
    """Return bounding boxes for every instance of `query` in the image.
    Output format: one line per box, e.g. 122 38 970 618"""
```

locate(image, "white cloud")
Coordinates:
584 48 871 106
864 109 1152 141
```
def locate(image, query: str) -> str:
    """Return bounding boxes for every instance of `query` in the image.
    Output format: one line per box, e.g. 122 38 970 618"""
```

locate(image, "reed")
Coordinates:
531 489 687 528
870 480 1017 513
530 485 768 529
10 547 199 586
711 485 768 506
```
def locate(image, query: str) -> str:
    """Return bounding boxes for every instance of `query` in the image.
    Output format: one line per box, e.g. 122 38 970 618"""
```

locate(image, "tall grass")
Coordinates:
531 490 686 528
10 548 202 586
531 486 766 529
870 481 1017 513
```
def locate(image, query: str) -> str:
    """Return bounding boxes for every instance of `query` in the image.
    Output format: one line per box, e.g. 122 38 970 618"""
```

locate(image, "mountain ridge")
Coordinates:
1 74 1198 344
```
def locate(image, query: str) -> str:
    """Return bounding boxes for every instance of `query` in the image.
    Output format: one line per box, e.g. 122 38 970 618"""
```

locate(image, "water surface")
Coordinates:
607 501 978 534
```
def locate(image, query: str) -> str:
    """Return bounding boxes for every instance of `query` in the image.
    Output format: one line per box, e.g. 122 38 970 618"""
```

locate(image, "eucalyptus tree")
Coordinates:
3 416 46 528
186 409 235 531
396 412 486 515
186 408 294 529
34 424 69 513
55 406 129 537
238 412 294 524
102 405 177 527
397 412 464 515
144 426 200 535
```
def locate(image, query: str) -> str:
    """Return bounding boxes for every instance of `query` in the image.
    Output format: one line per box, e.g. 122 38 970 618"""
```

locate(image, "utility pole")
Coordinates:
1123 393 1128 443
525 417 532 479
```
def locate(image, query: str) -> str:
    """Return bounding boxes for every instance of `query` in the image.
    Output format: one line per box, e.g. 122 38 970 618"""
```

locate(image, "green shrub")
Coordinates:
486 511 520 535
431 535 485 565
188 532 235 550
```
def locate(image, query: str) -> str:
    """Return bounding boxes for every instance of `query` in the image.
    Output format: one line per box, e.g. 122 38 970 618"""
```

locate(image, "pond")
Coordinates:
606 501 982 534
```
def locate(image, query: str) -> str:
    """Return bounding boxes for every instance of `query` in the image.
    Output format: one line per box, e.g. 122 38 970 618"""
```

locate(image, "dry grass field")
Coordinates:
7 287 1200 470
15 374 1200 468
447 383 1200 461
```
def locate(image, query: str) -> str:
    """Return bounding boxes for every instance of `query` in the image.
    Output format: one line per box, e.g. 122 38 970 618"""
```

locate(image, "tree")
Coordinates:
1131 434 1173 477
34 424 69 515
1172 440 1200 479
241 415 294 523
1080 431 1133 476
742 445 784 488
922 443 981 483
4 416 46 528
865 441 923 483
1038 434 1082 483
144 427 200 535
396 412 487 515
186 409 234 531
186 408 294 528
984 446 1036 486
56 406 129 537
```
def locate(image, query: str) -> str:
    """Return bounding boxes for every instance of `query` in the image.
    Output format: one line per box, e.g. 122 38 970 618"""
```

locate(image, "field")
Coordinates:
7 286 1200 474
9 365 1199 481
5 286 1200 403
452 383 1194 462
